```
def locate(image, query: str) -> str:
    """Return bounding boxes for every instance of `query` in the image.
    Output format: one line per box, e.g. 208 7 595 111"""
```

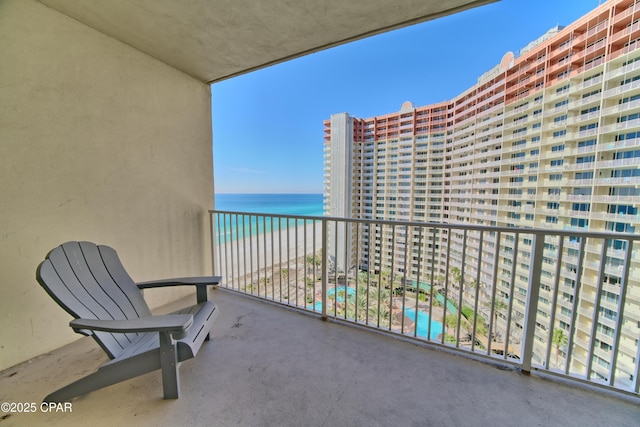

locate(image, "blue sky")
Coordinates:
211 0 603 194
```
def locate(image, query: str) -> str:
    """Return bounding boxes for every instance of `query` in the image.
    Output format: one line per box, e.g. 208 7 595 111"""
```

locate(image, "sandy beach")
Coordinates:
213 220 323 286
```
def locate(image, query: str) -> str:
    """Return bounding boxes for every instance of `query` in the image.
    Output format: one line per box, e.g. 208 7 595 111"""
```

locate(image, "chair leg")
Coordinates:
159 331 180 399
44 355 159 403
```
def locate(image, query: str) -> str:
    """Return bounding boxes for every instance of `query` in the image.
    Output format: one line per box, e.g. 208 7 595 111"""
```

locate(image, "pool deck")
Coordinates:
1 288 639 426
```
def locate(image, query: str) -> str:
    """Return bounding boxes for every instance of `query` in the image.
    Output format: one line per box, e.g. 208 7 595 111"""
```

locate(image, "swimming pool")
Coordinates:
307 286 356 311
405 281 458 315
327 286 356 302
404 307 443 340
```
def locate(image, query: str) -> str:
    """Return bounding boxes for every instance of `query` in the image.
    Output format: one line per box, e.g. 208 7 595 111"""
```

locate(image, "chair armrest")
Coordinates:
137 276 221 304
136 276 221 289
70 314 194 339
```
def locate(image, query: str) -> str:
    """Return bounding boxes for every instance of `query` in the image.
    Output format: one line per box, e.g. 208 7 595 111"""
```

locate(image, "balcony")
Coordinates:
3 287 639 426
208 211 640 403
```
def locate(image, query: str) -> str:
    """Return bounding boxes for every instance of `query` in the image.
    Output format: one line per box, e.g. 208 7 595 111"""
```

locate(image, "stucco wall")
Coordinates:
0 0 214 370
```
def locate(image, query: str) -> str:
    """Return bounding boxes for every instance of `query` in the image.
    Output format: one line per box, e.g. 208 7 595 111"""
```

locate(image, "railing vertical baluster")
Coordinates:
586 238 609 380
442 226 452 345
472 230 483 354
334 220 339 319
242 215 248 292
522 232 545 374
355 222 361 323
389 224 396 331
222 215 233 288
286 218 290 305
635 330 640 394
256 215 261 296
376 224 382 328
609 237 632 387
294 218 298 307
544 235 564 370
214 212 220 277
234 214 240 289
344 218 350 320
249 215 254 294
414 226 423 339
565 234 586 376
303 220 307 309
457 229 467 347
428 226 436 342
488 230 501 358
366 222 372 326
263 216 268 298
277 217 281 302
286 218 290 302
270 216 275 301
284 217 288 303
321 218 328 321
401 225 409 335
220 213 226 280
505 232 519 361
209 211 216 277
313 219 317 312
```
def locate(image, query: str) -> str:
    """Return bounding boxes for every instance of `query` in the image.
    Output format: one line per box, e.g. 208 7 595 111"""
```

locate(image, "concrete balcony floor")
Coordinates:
2 289 639 427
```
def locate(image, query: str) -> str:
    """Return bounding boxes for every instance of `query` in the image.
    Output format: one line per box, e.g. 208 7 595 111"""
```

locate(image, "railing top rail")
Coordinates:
210 210 640 242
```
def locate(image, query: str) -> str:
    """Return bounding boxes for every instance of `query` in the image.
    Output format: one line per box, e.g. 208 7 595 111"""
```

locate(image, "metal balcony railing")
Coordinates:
209 210 640 397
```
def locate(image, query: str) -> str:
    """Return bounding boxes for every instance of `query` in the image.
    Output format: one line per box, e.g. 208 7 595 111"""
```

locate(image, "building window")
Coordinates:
575 171 593 180
578 139 596 148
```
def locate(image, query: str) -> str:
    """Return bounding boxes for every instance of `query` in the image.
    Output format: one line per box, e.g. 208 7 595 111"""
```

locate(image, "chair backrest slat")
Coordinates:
37 241 152 359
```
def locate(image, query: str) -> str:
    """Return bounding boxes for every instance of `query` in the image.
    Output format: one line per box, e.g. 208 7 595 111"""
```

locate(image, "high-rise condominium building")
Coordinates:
324 0 640 384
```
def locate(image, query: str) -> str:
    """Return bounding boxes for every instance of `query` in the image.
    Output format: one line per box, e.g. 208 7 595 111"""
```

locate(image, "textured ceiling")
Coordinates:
39 0 495 83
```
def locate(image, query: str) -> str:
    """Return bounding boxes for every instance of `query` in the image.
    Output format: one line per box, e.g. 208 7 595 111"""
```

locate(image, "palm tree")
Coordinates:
392 274 404 295
450 267 462 291
552 328 568 368
347 287 369 322
305 254 322 276
485 298 508 341
380 269 392 289
357 271 369 287
305 255 315 274
305 277 314 288
367 284 391 327
467 277 476 288
445 314 458 341
314 252 322 270
465 277 477 304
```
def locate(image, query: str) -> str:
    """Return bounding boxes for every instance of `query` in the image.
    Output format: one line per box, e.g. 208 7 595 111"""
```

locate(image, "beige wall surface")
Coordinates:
0 0 214 370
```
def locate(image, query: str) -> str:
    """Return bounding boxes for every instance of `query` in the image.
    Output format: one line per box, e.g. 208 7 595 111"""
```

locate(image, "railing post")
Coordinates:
209 211 217 276
521 232 545 374
321 218 328 321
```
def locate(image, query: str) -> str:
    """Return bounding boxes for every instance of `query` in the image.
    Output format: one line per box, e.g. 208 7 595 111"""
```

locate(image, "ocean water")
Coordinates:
213 193 323 242
215 193 323 216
